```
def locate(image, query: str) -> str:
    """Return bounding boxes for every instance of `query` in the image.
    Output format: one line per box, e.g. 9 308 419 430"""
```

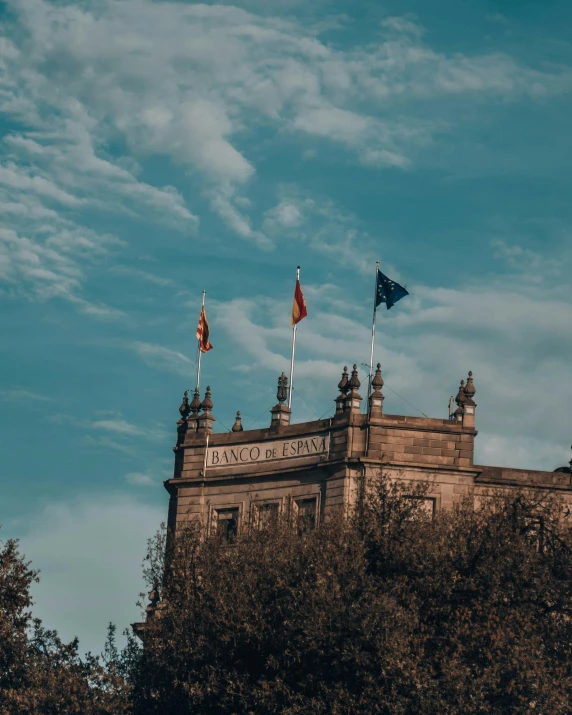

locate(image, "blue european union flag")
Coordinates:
376 269 409 309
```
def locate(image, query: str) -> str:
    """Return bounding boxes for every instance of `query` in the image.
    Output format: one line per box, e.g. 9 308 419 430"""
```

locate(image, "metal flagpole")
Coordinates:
196 290 206 391
287 267 300 409
367 260 380 405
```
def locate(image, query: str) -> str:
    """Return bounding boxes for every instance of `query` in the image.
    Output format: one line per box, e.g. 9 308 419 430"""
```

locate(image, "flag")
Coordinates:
196 305 213 352
291 278 307 325
375 269 409 310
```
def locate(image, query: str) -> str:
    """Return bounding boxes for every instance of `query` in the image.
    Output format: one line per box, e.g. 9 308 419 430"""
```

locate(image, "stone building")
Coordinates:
165 365 572 538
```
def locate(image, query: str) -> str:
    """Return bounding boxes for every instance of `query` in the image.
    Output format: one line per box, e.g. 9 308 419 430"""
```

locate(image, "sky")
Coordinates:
1 0 572 654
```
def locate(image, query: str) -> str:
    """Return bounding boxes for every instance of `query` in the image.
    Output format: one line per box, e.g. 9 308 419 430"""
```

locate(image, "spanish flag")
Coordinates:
196 305 213 352
291 273 307 325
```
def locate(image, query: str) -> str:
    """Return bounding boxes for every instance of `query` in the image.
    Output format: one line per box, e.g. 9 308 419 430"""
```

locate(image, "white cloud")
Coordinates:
263 189 389 274
131 341 194 377
3 0 569 247
91 419 139 437
13 494 164 655
89 415 169 446
214 262 572 473
125 472 156 487
0 388 53 402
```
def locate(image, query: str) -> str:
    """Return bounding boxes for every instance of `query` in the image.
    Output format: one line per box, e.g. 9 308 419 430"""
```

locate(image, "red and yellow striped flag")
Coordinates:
291 277 307 325
196 305 213 353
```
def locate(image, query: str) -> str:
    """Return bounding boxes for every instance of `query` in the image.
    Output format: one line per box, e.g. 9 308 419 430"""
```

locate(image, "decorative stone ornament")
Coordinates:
335 366 349 415
197 386 215 433
232 410 244 432
346 364 362 413
189 388 201 417
464 371 476 406
176 390 191 447
270 373 291 429
178 390 190 420
183 386 202 436
369 363 385 416
277 372 288 404
454 379 466 422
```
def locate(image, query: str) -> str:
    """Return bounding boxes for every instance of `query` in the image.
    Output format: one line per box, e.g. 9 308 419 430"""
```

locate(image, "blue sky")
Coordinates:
1 0 572 653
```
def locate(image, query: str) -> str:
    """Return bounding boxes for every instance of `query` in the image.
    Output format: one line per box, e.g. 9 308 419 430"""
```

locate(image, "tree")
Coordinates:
0 530 135 715
133 477 572 714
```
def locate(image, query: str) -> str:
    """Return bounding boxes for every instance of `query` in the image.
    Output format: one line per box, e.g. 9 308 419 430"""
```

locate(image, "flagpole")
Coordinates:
196 290 205 391
367 261 380 406
287 266 300 409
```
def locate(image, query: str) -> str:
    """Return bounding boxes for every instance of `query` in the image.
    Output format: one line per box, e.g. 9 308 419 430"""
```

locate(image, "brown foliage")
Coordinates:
133 478 572 714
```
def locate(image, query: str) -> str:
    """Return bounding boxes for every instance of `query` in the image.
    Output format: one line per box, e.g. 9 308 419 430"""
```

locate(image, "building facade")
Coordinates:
164 364 572 538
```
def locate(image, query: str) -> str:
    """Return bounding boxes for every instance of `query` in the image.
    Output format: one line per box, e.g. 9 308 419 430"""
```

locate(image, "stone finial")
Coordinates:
277 372 288 404
455 379 466 407
346 364 362 414
335 366 349 415
270 373 291 429
349 364 361 393
189 388 201 418
176 390 191 447
338 366 349 395
200 386 213 412
232 410 244 432
178 390 190 420
372 363 384 394
454 379 466 422
197 386 215 434
369 363 385 416
464 370 476 406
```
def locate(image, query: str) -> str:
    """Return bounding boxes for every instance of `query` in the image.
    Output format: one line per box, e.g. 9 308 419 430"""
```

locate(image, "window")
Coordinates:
295 497 317 533
214 507 239 541
257 502 279 530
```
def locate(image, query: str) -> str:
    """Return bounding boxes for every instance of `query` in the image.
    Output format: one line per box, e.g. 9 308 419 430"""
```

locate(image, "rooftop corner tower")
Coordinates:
164 365 571 539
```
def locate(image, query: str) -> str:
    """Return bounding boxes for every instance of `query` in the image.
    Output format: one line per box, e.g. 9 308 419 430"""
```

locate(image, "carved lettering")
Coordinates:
207 434 329 469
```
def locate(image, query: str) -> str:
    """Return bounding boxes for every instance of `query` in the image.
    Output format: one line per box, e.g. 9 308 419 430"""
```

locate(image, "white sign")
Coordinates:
206 434 329 468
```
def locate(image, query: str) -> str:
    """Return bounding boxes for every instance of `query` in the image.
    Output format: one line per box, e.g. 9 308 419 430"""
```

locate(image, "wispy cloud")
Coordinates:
130 342 194 377
90 415 169 444
3 0 569 247
125 472 156 487
214 258 572 471
91 419 140 437
0 388 53 402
